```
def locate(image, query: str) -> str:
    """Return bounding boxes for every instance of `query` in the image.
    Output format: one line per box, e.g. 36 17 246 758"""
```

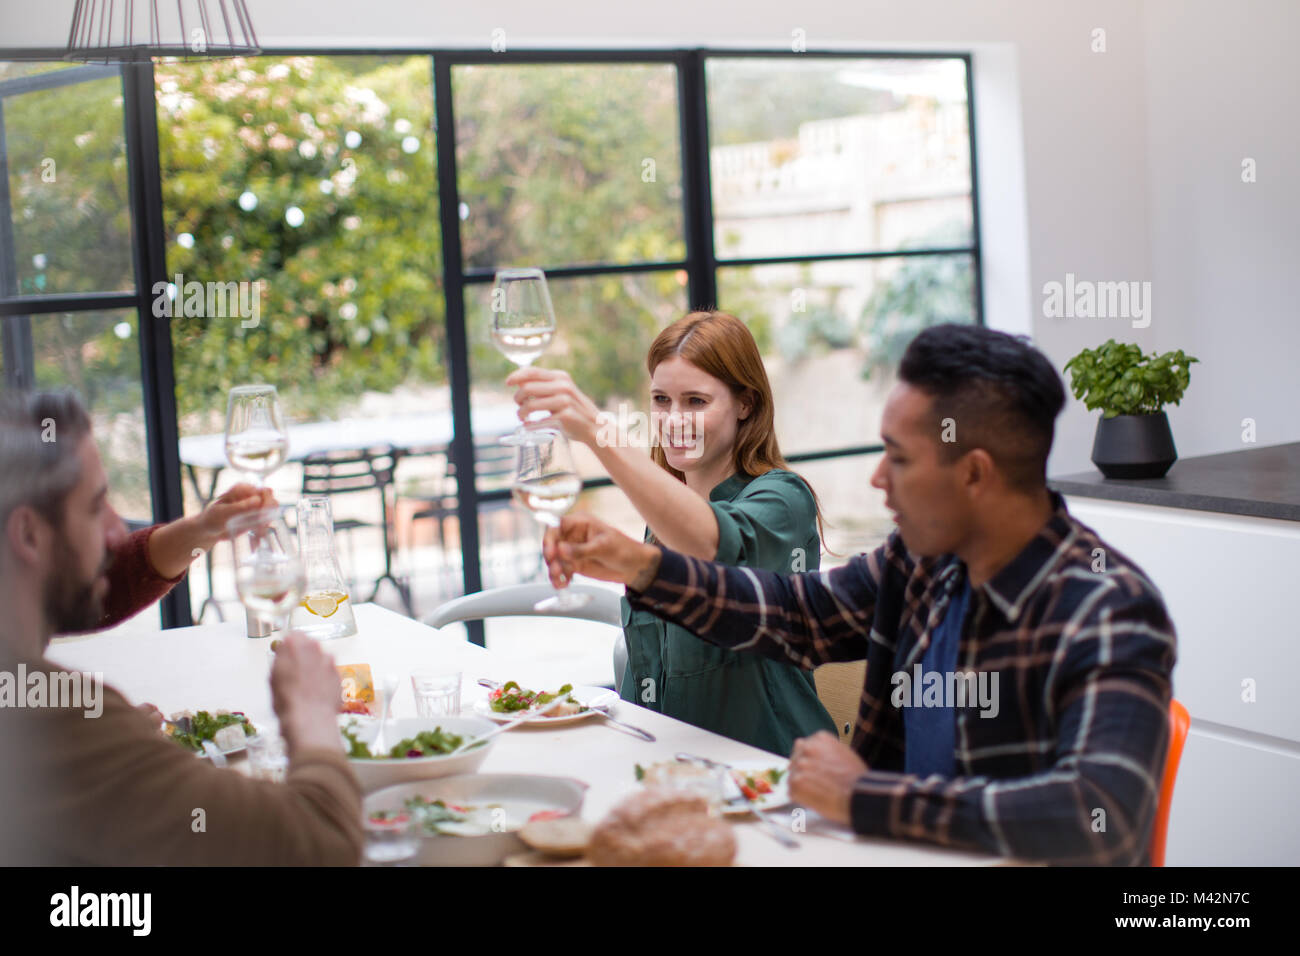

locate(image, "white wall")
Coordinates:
4 1 1295 474
1140 0 1300 461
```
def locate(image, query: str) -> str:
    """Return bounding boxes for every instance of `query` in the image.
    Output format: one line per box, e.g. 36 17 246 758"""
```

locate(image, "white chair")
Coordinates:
425 583 628 689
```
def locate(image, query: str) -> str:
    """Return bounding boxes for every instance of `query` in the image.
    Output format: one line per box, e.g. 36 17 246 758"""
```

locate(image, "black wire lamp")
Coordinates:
65 0 261 62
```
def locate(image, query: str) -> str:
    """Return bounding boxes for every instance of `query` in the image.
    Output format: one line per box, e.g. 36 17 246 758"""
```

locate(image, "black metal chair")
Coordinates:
300 444 412 615
399 440 539 610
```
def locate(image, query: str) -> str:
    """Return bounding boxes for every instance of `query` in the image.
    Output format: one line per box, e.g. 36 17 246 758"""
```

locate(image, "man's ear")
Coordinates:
964 448 996 492
5 505 46 568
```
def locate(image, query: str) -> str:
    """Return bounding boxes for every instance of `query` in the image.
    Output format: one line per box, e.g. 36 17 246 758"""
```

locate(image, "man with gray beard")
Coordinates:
0 390 361 865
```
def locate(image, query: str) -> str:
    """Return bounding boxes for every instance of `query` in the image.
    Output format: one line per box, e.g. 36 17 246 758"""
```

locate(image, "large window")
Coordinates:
0 62 163 629
707 56 978 556
0 49 980 642
154 55 439 624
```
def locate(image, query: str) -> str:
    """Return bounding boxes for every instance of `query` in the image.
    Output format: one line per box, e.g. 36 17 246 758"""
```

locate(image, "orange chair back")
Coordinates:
1149 698 1190 867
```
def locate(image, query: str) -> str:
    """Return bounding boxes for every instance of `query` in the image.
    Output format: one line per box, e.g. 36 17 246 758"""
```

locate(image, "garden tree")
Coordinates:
2 65 153 509
156 57 695 424
3 68 140 412
452 63 687 403
859 254 975 382
157 54 441 424
704 60 894 146
7 55 971 437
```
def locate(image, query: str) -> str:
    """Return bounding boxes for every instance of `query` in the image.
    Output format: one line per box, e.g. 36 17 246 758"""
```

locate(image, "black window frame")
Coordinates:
0 47 982 643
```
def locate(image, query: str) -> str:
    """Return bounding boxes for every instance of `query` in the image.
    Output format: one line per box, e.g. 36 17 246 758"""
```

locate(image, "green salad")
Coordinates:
341 721 471 759
164 710 256 753
488 681 580 714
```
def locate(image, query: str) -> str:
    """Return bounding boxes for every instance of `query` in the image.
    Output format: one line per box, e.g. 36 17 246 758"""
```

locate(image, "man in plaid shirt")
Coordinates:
543 324 1176 865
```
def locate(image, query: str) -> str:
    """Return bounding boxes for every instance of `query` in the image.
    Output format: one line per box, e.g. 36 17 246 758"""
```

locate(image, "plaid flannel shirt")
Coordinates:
627 492 1176 865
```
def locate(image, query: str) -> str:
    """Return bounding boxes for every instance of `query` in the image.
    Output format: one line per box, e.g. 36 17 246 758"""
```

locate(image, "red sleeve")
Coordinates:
88 525 188 631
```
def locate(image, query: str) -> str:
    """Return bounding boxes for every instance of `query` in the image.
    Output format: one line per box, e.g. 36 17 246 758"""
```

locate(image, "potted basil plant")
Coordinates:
1063 340 1199 479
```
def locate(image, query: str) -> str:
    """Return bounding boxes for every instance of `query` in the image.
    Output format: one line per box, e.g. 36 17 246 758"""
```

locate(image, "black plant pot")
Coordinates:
1091 412 1177 479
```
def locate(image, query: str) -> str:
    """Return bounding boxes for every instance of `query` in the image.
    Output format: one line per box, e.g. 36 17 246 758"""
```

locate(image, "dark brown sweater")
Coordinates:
0 526 364 865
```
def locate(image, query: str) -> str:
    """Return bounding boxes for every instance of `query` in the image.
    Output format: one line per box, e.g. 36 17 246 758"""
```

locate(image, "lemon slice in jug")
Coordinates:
302 590 348 618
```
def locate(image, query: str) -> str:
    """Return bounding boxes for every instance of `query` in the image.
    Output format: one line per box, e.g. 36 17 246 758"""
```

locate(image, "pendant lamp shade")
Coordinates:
65 0 261 62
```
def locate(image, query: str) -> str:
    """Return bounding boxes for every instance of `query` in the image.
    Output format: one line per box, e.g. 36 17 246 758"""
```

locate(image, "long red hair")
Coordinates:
647 310 827 544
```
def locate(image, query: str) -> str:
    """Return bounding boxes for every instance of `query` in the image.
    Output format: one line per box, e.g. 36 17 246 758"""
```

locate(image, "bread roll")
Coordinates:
588 787 736 866
519 817 593 858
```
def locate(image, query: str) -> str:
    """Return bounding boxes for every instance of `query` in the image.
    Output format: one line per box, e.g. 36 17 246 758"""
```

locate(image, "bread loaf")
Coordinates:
588 787 736 866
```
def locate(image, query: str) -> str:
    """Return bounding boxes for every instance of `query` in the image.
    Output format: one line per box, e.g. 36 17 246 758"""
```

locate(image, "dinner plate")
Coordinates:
364 774 589 866
720 759 792 816
472 685 615 726
197 741 247 760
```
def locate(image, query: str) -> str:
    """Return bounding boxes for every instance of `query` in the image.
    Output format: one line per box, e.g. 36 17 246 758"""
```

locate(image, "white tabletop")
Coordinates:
48 603 1005 867
178 405 522 470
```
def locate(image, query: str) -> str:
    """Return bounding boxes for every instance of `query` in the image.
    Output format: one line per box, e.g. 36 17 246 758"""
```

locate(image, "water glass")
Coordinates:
410 671 462 717
245 732 289 783
363 812 420 866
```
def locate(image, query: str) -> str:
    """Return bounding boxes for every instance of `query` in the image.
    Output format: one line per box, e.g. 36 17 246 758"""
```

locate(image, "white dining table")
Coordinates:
48 603 1008 867
178 404 523 471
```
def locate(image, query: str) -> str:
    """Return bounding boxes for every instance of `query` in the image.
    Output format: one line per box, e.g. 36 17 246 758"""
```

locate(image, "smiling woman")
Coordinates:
508 310 835 755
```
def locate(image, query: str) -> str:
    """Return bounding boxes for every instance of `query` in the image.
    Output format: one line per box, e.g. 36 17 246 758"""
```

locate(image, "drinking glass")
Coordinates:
363 812 420 866
492 267 556 445
511 429 590 611
245 732 289 782
225 384 289 486
410 671 462 717
228 508 305 637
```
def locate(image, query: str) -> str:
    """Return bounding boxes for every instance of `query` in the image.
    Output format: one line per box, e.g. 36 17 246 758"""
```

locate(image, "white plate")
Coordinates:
720 759 792 816
473 685 615 726
197 741 247 760
364 774 588 866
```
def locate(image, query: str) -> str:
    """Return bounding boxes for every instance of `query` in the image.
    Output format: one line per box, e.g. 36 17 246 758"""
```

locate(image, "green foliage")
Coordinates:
705 60 895 146
1063 340 1198 418
454 63 684 270
4 72 135 298
454 64 687 405
156 55 442 423
859 252 974 380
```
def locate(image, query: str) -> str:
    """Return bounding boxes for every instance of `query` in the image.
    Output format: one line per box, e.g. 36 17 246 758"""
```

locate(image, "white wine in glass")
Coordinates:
492 327 554 367
512 429 590 611
492 267 556 444
225 384 289 486
228 508 305 638
512 472 583 523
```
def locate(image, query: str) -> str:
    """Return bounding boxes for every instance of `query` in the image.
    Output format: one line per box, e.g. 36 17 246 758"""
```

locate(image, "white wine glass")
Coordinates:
492 267 556 445
511 429 590 611
228 508 305 637
225 384 289 487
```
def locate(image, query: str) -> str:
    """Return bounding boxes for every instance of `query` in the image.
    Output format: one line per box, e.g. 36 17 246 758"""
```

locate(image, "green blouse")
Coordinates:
618 469 836 756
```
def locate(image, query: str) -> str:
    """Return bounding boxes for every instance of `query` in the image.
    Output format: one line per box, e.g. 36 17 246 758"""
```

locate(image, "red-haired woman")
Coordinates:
508 310 835 756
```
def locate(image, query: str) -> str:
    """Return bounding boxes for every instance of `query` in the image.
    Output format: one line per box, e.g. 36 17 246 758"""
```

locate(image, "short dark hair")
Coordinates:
898 323 1065 491
0 389 93 530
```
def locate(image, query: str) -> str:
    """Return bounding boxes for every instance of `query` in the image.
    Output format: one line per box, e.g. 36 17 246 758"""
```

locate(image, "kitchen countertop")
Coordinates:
1049 441 1300 523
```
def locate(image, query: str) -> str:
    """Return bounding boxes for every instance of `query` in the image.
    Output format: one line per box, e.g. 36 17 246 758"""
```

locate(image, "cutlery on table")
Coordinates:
584 692 656 741
446 692 577 755
675 752 799 850
372 673 398 756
